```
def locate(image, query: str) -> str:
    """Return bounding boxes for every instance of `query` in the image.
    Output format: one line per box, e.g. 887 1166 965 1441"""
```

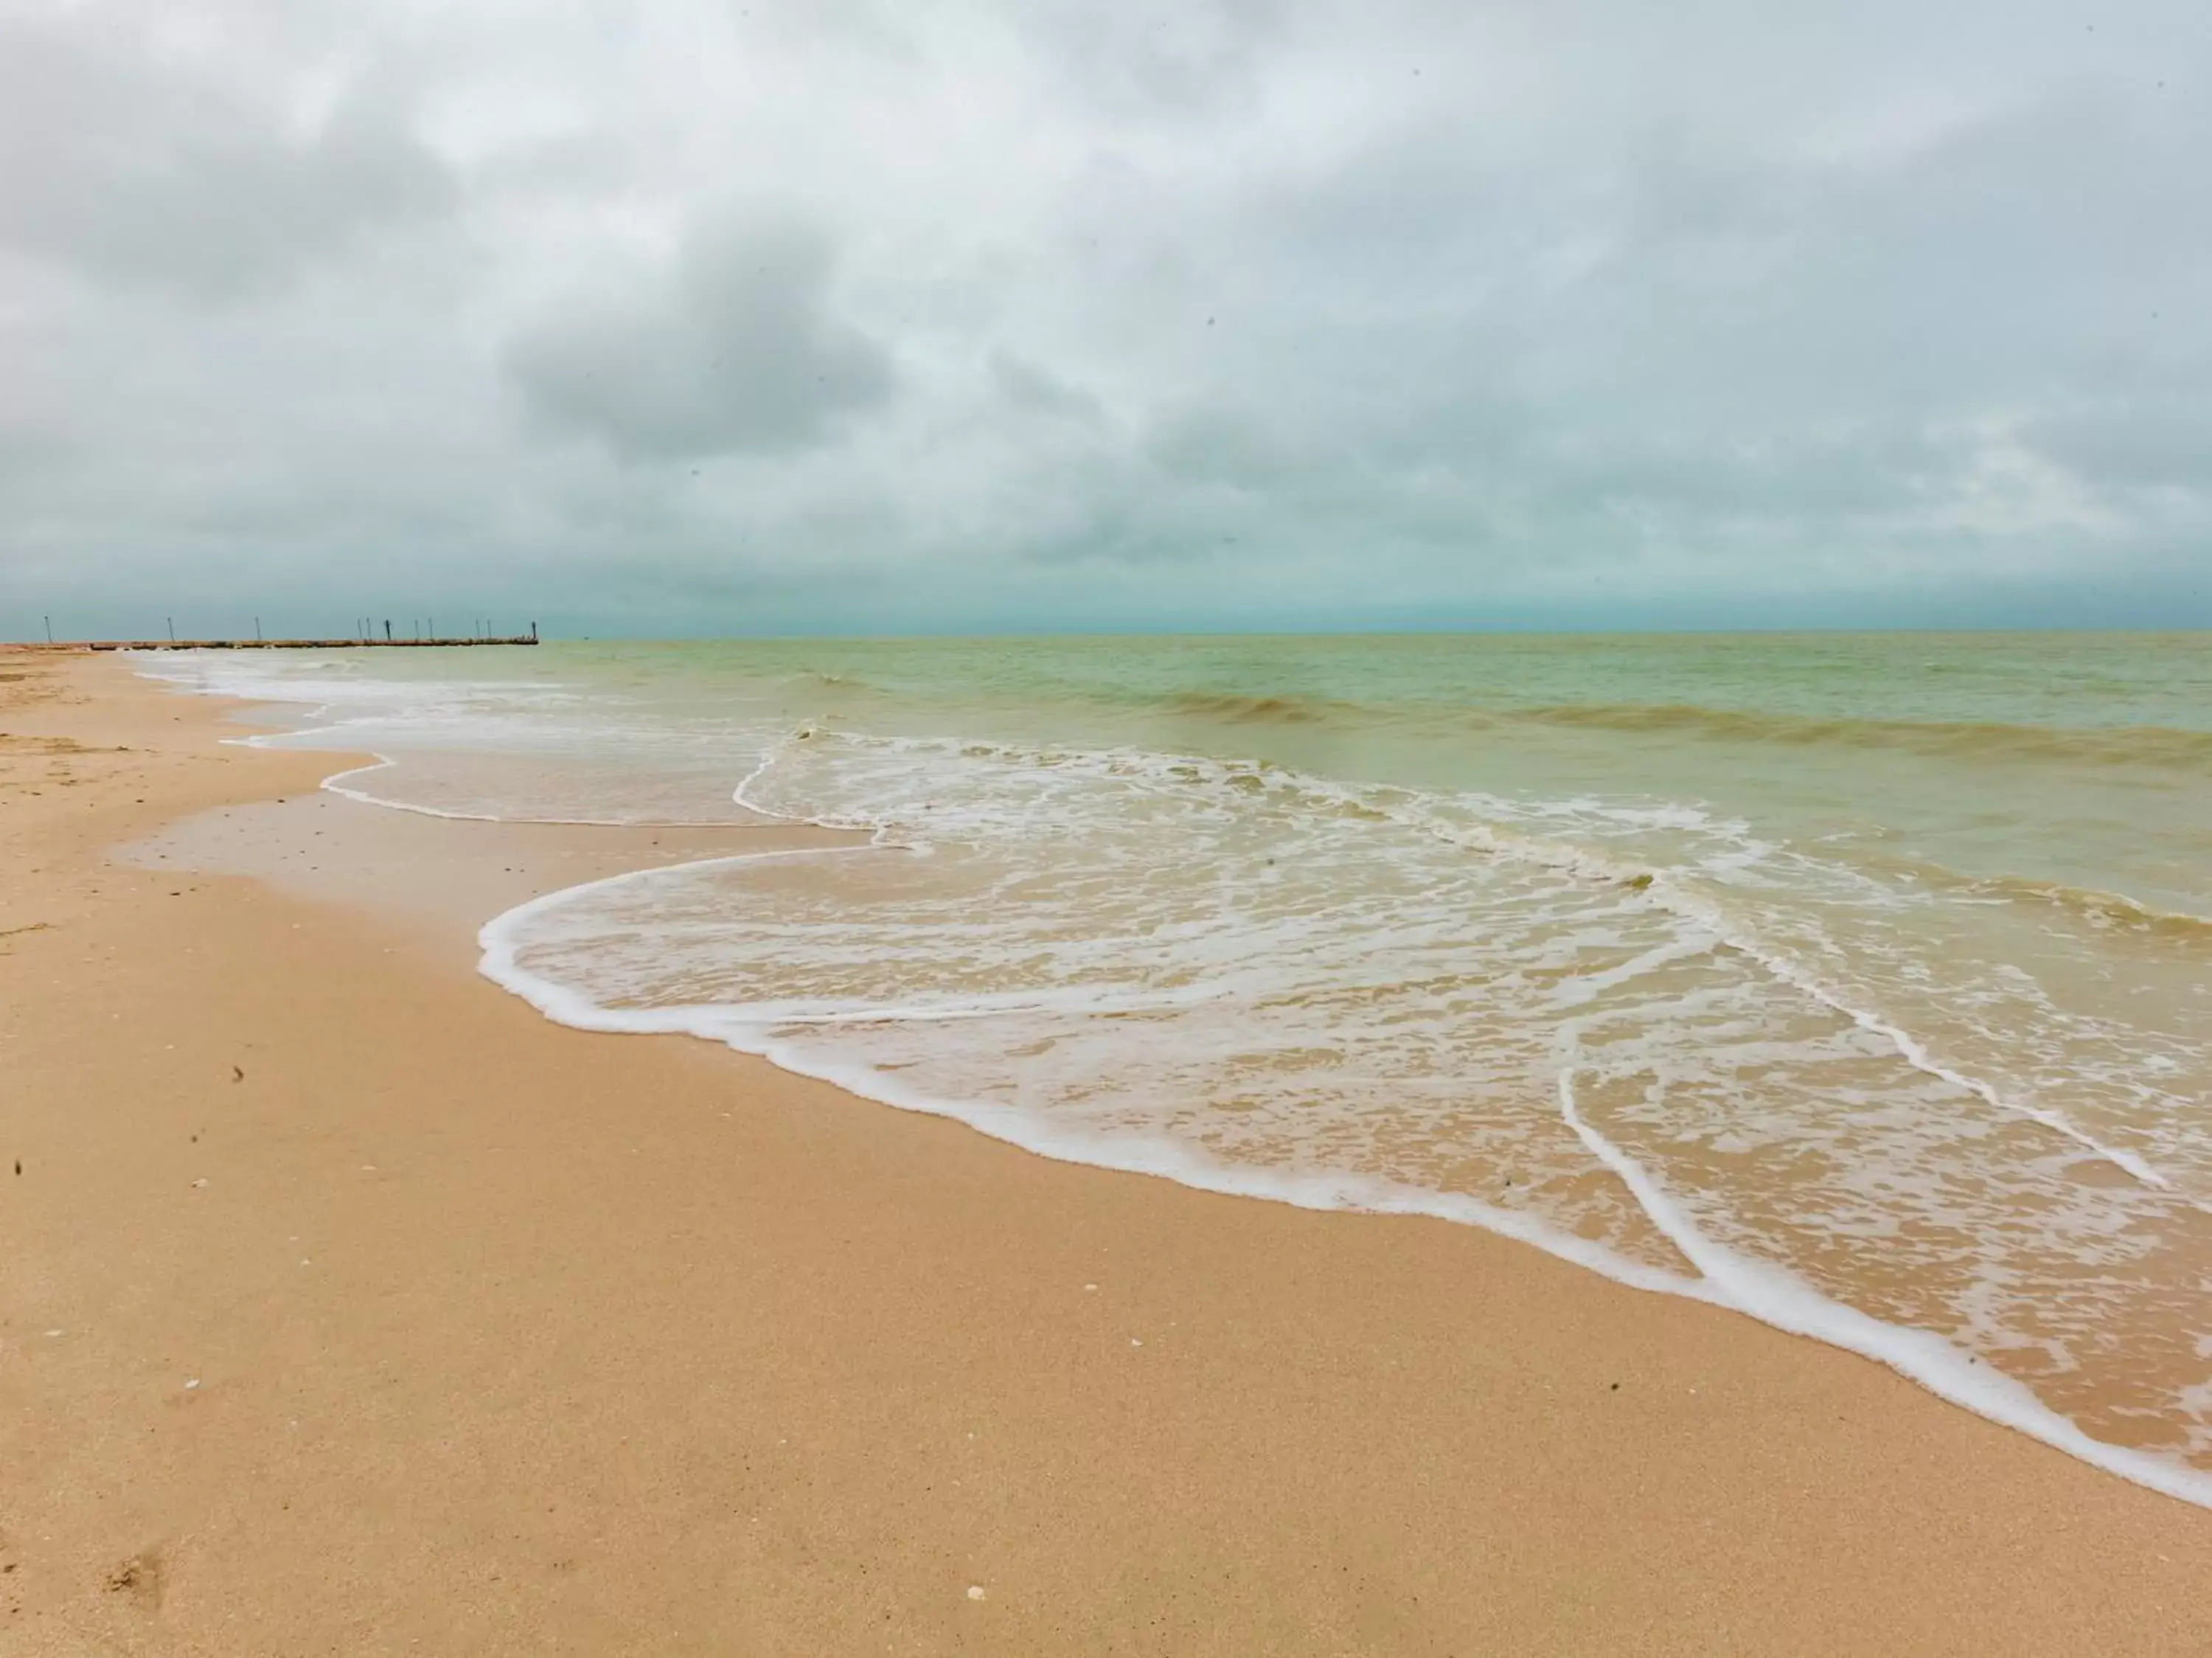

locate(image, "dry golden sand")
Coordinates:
4 651 2212 1656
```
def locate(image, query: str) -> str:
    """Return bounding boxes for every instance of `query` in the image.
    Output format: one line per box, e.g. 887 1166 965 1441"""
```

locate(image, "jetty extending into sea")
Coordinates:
10 625 538 652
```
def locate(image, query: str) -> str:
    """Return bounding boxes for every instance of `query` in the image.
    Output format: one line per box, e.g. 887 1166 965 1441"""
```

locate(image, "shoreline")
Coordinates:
7 649 2212 1653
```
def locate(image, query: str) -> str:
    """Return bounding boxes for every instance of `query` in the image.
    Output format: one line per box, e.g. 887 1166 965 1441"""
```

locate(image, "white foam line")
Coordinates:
137 661 777 831
1554 1066 2212 1510
731 747 784 813
732 737 912 849
1408 784 2174 1190
1648 878 2172 1190
670 979 1244 1027
477 864 1719 1305
1545 934 1714 1009
316 753 767 829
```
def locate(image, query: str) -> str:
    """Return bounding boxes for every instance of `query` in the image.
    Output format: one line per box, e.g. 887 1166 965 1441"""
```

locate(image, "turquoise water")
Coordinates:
150 634 2212 1502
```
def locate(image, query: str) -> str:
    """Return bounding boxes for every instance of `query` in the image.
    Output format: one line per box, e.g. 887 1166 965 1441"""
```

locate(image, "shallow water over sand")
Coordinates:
145 633 2212 1499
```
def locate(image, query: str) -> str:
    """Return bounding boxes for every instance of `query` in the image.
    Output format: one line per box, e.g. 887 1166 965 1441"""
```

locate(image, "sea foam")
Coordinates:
139 643 2212 1506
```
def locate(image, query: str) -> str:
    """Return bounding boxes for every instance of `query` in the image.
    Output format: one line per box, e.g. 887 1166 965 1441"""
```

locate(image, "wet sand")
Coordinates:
4 648 2212 1655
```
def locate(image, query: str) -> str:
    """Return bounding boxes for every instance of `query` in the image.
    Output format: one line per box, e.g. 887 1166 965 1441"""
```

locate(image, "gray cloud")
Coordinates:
1013 0 1291 119
2 0 2210 637
505 212 896 460
0 13 452 302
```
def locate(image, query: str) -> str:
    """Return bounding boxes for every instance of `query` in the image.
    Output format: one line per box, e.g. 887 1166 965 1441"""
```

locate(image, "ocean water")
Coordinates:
145 634 2212 1503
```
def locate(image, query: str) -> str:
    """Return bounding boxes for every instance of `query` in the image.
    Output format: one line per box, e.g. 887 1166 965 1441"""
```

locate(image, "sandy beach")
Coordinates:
6 649 2212 1657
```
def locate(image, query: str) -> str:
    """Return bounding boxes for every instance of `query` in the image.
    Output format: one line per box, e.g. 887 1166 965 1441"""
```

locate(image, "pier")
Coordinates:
11 622 540 651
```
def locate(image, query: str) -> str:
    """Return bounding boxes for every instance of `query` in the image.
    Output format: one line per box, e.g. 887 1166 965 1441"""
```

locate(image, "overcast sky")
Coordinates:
4 0 2211 638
